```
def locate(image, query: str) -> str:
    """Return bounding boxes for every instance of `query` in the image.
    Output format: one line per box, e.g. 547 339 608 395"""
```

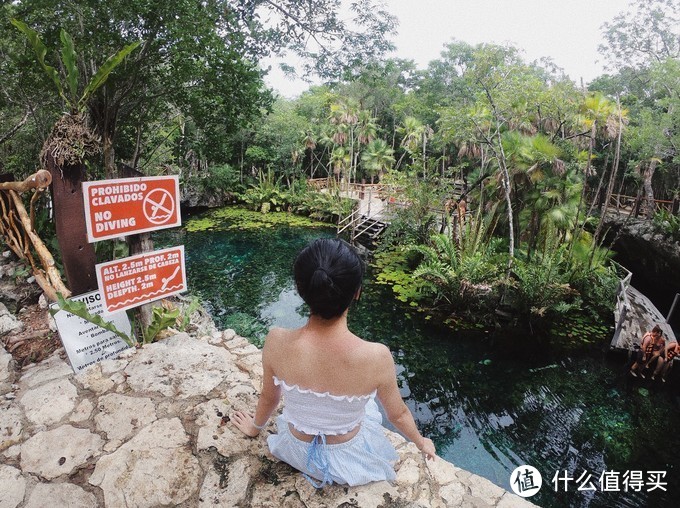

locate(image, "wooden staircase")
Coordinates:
337 203 388 247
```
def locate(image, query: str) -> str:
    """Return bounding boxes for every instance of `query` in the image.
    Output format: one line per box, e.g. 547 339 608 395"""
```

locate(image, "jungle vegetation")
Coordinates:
1 0 678 342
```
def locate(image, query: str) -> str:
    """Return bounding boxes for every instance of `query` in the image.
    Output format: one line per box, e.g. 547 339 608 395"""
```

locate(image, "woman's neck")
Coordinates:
304 313 349 332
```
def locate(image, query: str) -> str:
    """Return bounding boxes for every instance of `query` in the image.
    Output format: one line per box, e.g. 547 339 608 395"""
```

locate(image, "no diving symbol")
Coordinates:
143 189 175 225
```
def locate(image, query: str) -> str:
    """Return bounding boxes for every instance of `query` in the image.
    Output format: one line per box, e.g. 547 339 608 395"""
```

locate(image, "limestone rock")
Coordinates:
94 393 157 447
19 354 72 389
20 425 103 480
0 402 24 451
19 377 78 426
0 347 15 384
89 418 201 507
497 492 540 507
0 303 23 336
70 399 94 423
24 482 97 508
75 363 115 394
194 400 253 456
124 333 235 398
0 465 26 508
468 472 507 502
198 456 259 507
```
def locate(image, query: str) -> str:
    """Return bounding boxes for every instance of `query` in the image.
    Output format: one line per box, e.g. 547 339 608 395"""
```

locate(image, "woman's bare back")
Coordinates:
266 324 385 397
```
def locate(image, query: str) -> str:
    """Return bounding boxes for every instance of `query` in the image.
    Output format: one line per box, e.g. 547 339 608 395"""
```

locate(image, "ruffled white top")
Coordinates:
273 376 377 436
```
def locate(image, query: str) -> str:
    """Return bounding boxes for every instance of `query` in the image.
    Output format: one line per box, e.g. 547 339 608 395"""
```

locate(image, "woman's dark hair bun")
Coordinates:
294 238 364 319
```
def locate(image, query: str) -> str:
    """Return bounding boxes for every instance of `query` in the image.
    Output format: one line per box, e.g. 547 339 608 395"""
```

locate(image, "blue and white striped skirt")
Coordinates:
267 399 398 487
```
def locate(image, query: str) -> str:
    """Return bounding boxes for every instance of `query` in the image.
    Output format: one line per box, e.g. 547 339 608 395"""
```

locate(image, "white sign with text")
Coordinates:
51 290 132 373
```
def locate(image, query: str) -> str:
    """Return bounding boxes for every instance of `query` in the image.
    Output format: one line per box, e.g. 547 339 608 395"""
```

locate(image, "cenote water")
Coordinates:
156 207 680 507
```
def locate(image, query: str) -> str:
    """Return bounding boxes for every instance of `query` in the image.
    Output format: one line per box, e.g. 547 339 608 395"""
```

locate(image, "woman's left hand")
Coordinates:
231 411 261 437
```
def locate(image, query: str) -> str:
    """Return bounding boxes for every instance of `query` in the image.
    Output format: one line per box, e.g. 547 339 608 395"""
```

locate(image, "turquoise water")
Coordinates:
156 211 680 507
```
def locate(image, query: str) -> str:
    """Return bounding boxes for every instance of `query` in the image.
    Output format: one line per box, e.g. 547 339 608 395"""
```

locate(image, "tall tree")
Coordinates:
5 0 397 177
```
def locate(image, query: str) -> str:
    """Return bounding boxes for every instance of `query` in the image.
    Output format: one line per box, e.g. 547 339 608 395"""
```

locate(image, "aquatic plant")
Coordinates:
185 207 328 233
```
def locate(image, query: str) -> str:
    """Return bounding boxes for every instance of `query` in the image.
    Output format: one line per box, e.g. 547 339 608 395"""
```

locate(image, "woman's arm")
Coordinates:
374 344 436 460
231 331 282 437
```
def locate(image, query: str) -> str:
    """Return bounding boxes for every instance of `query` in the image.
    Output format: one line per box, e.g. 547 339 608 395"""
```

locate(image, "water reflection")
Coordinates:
156 215 679 508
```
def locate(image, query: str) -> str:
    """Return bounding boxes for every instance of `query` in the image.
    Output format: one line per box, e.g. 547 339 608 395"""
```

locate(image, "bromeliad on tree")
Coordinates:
12 19 139 296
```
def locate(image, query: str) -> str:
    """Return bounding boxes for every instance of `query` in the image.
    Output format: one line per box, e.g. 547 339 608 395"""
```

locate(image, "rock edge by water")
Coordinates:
0 323 537 507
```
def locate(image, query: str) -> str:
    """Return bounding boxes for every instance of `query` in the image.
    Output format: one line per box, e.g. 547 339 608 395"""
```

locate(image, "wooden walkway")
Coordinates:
611 278 676 351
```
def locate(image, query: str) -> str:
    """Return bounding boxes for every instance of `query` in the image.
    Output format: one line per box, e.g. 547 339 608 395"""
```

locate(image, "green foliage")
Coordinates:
12 19 140 112
185 207 328 233
409 228 504 309
142 306 180 344
652 209 680 240
175 296 203 333
379 172 446 248
242 170 291 213
50 293 134 347
11 19 63 102
372 248 427 305
185 164 243 195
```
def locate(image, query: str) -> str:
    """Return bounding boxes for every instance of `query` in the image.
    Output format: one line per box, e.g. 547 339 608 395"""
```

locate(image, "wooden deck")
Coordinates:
611 284 676 351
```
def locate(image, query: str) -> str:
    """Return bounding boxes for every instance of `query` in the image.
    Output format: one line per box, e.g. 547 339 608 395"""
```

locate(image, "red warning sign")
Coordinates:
95 246 187 313
83 176 181 242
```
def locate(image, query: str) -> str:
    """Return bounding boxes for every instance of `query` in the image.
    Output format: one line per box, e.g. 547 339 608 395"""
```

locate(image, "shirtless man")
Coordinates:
630 325 665 378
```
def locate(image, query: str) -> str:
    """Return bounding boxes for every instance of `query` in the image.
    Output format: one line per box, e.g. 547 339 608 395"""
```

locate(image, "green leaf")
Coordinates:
51 293 135 347
80 40 141 108
143 306 180 344
60 29 79 105
11 19 65 104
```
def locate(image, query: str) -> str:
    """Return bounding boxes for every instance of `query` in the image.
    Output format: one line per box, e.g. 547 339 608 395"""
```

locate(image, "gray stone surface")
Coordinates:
0 402 23 451
0 303 23 337
20 425 103 479
94 393 156 447
19 355 72 389
0 465 26 508
0 326 535 508
23 483 97 508
19 378 78 426
124 333 235 398
89 418 201 507
0 347 14 384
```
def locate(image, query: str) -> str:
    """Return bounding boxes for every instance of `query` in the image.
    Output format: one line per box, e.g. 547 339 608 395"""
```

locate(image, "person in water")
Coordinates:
630 324 666 378
231 238 436 487
652 340 679 383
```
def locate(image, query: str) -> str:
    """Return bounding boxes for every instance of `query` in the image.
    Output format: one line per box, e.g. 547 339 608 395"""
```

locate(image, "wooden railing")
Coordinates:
603 193 678 217
611 261 633 348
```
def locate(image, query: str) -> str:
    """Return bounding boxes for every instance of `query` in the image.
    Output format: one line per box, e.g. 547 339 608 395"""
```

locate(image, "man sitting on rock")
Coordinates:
630 325 666 378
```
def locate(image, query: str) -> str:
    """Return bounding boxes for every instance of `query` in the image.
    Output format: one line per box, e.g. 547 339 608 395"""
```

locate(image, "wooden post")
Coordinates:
120 163 155 329
46 154 97 295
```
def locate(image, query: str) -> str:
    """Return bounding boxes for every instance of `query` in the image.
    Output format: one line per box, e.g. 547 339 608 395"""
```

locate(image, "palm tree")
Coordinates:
395 116 424 169
361 139 395 183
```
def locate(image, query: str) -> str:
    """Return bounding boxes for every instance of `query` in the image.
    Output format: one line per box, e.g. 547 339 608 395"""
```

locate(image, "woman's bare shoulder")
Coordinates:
355 337 392 363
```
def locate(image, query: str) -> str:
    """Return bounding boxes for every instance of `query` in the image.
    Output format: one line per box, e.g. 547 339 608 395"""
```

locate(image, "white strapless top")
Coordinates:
273 376 377 436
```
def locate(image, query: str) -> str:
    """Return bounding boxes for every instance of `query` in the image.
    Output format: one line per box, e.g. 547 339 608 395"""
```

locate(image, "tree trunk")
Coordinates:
46 155 97 296
594 101 623 244
642 159 657 218
103 131 116 179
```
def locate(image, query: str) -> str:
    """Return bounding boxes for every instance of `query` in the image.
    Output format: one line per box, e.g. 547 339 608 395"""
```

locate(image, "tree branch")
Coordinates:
0 108 30 145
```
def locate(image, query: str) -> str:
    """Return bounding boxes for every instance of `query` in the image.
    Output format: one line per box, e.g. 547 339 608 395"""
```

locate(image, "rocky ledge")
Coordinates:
0 326 535 507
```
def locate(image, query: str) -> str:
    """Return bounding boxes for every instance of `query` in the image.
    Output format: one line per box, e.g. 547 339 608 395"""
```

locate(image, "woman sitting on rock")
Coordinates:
231 238 436 487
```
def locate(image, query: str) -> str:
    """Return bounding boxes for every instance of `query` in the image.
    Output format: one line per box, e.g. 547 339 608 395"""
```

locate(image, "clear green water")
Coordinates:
156 209 680 508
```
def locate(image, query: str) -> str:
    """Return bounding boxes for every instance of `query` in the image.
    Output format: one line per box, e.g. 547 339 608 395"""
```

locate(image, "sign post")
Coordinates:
95 245 187 314
82 175 181 242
